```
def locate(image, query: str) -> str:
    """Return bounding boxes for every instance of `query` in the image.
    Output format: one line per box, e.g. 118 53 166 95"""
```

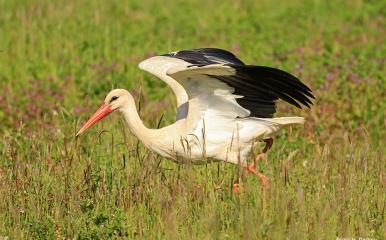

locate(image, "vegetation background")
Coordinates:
0 0 384 239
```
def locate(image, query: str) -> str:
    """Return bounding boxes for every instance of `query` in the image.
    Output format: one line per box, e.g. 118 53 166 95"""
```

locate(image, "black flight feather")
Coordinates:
162 48 245 66
162 48 314 118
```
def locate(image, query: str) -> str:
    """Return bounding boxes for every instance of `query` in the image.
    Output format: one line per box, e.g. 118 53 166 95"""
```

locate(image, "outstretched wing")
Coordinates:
138 48 246 120
166 48 314 117
139 48 314 122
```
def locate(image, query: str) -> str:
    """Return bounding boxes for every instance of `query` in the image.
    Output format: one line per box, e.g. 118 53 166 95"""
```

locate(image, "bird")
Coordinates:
76 48 314 193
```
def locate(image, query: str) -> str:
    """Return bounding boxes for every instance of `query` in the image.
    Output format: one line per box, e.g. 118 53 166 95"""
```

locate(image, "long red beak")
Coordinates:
76 103 113 136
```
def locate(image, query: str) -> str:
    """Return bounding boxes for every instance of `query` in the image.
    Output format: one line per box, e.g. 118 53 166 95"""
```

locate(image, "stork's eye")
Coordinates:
110 96 119 103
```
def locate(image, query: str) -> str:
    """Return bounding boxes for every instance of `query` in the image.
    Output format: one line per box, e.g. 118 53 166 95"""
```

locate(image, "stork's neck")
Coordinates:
119 93 188 155
119 97 155 146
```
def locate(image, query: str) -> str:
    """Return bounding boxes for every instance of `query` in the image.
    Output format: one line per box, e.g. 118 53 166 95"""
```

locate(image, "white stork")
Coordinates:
76 48 314 192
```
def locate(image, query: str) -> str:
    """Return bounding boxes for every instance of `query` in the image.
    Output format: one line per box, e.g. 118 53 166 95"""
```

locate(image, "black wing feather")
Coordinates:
161 48 314 118
233 65 313 117
162 48 245 66
211 65 314 117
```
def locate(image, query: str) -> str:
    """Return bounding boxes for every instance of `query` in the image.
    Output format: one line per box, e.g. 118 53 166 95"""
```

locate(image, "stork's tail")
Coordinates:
268 117 305 126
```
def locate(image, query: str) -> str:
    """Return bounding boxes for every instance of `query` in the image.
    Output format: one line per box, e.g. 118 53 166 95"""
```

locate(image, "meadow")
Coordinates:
0 0 385 239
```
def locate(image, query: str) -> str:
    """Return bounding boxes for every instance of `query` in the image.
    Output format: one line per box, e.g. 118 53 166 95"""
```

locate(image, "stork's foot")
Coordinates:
233 183 240 194
233 180 245 194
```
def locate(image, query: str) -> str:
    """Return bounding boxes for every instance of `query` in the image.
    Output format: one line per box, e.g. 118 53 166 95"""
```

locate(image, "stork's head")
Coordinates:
104 89 130 111
76 89 130 136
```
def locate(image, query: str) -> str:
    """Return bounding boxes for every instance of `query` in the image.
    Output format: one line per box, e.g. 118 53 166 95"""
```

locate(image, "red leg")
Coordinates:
248 155 269 188
233 139 273 194
233 160 268 193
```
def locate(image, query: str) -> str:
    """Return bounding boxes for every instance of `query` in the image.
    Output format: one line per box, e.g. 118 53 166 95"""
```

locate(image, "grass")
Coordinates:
0 0 385 239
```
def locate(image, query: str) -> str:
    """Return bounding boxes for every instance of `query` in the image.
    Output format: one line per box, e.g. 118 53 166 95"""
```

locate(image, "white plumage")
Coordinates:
137 52 310 164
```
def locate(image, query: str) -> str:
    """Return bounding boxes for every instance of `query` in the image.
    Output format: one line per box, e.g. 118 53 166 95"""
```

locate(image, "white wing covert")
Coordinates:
138 56 190 120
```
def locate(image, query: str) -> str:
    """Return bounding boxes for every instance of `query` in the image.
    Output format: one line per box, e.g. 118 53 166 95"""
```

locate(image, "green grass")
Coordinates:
0 0 385 239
